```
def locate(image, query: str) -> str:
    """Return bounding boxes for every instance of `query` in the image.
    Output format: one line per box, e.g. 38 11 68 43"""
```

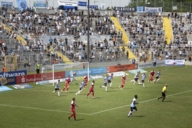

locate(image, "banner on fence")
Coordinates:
65 67 106 77
145 7 162 13
106 64 138 73
137 6 144 13
138 60 165 68
165 60 185 66
16 0 28 11
78 1 87 6
114 7 136 12
89 5 98 9
16 71 65 84
1 1 13 7
34 0 47 8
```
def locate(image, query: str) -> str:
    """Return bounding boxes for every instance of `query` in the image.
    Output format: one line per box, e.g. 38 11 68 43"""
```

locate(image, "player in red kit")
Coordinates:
62 76 71 92
149 70 155 83
119 73 126 90
86 80 95 98
68 98 79 121
84 74 88 87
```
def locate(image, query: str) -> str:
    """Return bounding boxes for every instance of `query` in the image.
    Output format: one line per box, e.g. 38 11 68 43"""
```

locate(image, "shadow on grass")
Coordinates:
163 100 172 102
135 115 145 117
76 118 85 121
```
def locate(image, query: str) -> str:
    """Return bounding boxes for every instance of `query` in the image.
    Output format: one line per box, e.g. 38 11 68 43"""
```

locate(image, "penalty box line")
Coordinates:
89 89 192 115
0 104 89 115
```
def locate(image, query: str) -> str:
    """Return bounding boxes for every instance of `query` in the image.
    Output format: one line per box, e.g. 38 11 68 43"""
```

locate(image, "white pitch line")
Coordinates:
89 89 192 115
0 104 89 115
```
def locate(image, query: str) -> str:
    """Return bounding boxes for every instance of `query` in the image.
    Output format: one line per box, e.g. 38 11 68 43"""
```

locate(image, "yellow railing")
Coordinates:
54 51 73 64
110 17 137 61
162 17 172 44
2 23 27 46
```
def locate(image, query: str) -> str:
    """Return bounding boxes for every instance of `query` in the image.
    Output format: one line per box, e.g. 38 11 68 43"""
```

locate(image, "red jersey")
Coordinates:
66 78 71 84
122 75 126 81
150 71 155 76
71 101 76 110
84 75 88 81
89 82 94 91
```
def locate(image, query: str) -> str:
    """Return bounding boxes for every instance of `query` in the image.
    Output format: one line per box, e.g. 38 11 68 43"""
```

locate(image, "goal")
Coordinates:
52 62 90 86
37 62 90 86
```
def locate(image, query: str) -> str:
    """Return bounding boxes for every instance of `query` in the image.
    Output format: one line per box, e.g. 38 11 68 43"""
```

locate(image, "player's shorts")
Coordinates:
142 80 144 83
104 83 107 86
55 88 59 91
89 89 94 92
156 76 159 79
130 107 137 111
79 87 83 90
134 78 138 82
162 92 166 97
108 80 111 83
71 108 75 113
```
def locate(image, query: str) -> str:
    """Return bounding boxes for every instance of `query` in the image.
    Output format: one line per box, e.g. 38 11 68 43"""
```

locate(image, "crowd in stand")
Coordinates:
1 6 192 67
114 9 192 62
0 7 128 65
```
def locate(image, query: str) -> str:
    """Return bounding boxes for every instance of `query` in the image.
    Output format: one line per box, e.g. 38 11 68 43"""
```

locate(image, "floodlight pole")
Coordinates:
87 0 90 62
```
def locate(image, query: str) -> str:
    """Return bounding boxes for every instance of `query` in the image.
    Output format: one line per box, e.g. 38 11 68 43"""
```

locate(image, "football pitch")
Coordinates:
0 66 192 128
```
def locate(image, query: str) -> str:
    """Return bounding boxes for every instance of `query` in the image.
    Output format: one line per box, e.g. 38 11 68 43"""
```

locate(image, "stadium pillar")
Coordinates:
87 0 90 62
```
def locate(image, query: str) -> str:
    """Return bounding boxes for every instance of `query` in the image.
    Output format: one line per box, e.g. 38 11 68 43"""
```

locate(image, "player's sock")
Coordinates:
143 83 145 87
102 86 105 88
58 92 60 96
76 90 80 95
105 86 108 91
74 113 76 120
128 111 132 116
110 83 112 88
153 79 156 83
157 78 160 82
130 80 133 83
52 91 55 93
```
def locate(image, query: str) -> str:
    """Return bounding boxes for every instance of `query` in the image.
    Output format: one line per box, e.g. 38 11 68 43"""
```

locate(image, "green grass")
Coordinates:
0 66 192 128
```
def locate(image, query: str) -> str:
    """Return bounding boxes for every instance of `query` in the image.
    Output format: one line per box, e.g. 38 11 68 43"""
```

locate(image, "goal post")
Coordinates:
51 62 90 86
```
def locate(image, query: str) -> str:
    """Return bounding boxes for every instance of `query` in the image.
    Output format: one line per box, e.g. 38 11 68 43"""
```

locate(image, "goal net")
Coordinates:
36 62 89 86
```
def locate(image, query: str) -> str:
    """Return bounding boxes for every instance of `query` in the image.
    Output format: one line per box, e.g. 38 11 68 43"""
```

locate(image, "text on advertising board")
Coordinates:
16 71 65 84
107 64 138 73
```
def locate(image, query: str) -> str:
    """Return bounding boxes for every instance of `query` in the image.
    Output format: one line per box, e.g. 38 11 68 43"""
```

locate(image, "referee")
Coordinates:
158 84 168 102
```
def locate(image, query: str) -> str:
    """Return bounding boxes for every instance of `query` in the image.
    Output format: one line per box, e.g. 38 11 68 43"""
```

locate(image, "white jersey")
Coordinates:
134 73 139 79
80 82 85 88
130 98 137 107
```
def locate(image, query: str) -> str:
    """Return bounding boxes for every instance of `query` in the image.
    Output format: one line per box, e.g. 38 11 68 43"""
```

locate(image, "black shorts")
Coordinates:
142 80 144 83
156 76 159 79
162 92 166 97
79 87 83 90
55 88 59 91
130 107 137 111
108 80 111 83
134 78 138 82
104 83 107 86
